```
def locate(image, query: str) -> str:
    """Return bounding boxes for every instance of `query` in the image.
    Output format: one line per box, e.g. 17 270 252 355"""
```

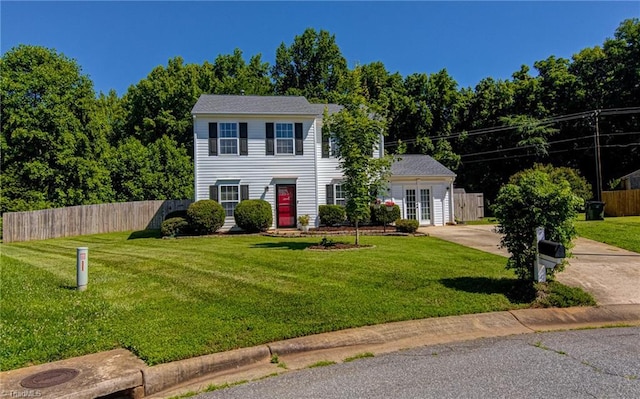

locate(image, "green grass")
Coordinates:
344 352 374 362
461 217 497 225
575 215 640 253
0 231 566 370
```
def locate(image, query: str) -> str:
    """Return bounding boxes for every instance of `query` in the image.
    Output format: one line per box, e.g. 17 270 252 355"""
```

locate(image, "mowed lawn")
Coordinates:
2 232 528 370
575 215 640 253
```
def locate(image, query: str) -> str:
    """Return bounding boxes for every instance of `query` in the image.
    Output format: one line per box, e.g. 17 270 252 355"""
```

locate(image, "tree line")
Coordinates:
1 19 638 214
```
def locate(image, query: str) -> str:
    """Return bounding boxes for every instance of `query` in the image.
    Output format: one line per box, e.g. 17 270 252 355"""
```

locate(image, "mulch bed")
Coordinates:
307 243 375 251
311 225 399 233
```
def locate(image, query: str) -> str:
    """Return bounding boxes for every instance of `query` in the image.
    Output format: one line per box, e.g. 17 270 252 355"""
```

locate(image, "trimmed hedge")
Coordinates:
187 200 225 235
371 204 401 226
319 205 346 226
234 200 273 232
395 218 419 233
161 217 188 237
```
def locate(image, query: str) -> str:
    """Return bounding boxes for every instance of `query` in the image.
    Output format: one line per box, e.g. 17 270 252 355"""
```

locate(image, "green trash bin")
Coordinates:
585 201 605 221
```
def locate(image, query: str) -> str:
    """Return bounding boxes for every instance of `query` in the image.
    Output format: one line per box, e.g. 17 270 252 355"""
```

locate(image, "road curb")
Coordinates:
142 345 271 396
3 305 639 399
510 304 640 331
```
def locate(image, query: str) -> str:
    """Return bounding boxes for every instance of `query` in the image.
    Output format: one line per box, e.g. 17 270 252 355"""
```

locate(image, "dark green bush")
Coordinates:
161 217 188 237
370 204 400 226
234 199 273 232
395 218 419 233
187 200 225 235
164 210 188 220
319 205 346 226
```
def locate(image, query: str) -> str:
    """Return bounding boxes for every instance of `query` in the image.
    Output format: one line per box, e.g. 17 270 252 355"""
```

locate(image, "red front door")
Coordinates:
277 185 296 228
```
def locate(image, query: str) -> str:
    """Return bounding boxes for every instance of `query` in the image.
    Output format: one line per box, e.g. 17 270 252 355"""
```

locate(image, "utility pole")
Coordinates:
593 110 603 202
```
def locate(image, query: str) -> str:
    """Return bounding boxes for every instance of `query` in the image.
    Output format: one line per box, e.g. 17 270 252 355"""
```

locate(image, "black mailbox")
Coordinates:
538 240 565 258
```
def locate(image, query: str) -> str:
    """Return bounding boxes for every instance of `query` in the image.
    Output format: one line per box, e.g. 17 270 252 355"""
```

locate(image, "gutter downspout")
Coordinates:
313 118 319 228
193 115 198 201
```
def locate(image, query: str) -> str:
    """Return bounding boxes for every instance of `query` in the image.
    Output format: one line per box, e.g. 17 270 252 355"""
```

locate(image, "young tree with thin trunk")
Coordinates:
325 105 392 245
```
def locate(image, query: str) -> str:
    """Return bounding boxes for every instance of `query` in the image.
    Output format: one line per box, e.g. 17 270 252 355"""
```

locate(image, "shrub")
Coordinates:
164 210 188 220
493 168 581 280
395 218 419 233
187 200 226 235
319 205 346 226
510 164 592 211
298 214 310 226
234 199 273 232
161 217 188 237
370 204 400 226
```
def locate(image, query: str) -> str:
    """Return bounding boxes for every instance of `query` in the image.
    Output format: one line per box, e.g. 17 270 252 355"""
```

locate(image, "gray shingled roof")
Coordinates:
391 154 456 177
192 95 320 115
311 103 344 115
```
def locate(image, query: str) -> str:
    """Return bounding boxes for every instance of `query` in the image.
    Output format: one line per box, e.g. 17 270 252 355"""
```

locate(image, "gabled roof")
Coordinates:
311 103 343 116
620 169 640 180
192 94 341 116
391 154 456 177
192 95 319 115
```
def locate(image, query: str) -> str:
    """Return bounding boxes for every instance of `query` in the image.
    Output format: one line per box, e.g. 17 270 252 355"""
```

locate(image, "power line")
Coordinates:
459 131 639 159
461 143 640 164
383 106 640 148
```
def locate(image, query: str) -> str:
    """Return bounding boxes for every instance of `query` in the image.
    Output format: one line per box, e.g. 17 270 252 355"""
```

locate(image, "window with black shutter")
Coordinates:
208 123 218 156
266 123 274 155
326 184 334 205
239 123 248 156
295 123 303 155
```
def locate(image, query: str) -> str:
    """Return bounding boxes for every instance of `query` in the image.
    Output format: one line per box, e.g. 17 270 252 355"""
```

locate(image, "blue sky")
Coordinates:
2 1 638 96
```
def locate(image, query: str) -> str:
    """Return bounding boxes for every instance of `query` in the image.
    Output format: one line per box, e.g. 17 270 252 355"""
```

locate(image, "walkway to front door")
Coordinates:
276 185 296 228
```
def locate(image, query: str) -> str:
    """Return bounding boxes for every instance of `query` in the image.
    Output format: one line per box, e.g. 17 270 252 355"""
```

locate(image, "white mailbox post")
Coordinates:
77 247 88 291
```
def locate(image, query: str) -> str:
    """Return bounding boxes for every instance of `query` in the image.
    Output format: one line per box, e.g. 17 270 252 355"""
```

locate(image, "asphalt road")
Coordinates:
198 327 640 399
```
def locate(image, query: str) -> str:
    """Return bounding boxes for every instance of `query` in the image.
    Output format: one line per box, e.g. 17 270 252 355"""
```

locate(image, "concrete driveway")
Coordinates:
423 224 640 305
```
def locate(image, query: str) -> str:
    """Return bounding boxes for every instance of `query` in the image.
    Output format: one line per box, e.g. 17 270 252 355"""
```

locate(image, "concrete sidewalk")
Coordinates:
425 224 640 305
2 305 639 399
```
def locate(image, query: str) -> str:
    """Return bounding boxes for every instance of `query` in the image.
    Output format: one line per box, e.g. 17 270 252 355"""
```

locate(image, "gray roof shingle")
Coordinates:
311 103 343 115
192 94 341 116
391 154 456 177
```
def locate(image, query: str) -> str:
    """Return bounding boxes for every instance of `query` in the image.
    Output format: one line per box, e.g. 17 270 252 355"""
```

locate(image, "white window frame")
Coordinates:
219 122 238 155
334 184 346 206
275 122 294 155
329 137 338 158
219 185 240 217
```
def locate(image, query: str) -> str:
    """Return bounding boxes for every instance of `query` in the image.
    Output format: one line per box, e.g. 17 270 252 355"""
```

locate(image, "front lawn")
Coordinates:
0 232 556 370
575 215 640 253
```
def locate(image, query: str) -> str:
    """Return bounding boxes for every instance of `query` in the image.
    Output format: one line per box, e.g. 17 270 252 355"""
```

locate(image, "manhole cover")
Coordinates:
20 368 80 389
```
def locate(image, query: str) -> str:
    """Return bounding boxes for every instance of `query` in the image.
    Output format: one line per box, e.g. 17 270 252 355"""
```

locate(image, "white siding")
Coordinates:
194 115 317 230
389 180 453 226
315 118 344 217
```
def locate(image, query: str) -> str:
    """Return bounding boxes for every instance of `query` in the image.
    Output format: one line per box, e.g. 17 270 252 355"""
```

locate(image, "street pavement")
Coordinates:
425 224 640 304
197 327 640 399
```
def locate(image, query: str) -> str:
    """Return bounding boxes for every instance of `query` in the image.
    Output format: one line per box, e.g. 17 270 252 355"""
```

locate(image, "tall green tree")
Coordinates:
1 45 114 212
325 105 392 245
272 28 348 101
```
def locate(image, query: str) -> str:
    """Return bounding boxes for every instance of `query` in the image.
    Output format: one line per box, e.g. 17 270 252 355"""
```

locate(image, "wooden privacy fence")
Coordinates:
454 193 485 222
601 189 640 217
2 200 193 243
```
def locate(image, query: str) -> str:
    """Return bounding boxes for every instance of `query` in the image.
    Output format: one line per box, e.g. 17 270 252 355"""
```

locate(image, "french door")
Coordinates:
405 187 431 224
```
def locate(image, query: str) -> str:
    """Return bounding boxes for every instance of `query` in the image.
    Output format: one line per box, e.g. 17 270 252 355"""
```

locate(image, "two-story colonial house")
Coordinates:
191 94 455 230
